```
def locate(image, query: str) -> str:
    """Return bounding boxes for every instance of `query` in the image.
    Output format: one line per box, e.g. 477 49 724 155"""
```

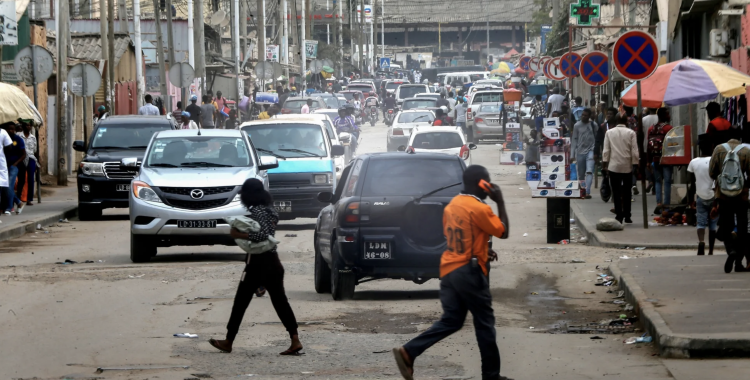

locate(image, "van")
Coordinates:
240 119 345 219
443 72 490 90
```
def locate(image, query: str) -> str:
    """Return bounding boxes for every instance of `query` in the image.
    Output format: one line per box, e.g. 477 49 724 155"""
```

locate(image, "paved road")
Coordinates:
1 120 748 380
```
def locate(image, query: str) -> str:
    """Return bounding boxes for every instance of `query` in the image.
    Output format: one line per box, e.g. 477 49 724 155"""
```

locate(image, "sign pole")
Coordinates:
83 67 88 149
637 80 648 229
568 24 573 153
31 45 42 203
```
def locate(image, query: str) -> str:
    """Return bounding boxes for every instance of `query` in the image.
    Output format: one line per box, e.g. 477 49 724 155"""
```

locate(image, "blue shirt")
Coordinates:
5 133 26 165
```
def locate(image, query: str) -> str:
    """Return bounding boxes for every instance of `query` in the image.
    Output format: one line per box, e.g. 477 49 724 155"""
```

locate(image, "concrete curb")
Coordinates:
570 201 698 249
611 262 750 358
0 206 78 243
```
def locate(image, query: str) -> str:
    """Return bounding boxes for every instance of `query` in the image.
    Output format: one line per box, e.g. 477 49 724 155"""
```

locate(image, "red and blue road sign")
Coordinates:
613 30 658 81
519 55 531 71
580 51 609 86
560 52 582 78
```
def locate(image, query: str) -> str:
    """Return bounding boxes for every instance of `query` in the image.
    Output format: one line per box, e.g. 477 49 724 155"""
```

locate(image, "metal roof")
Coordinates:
47 32 134 66
379 0 534 24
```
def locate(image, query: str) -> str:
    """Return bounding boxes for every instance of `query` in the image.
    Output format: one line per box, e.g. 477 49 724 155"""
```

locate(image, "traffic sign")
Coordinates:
580 51 609 86
529 56 541 72
14 45 54 86
519 55 531 71
613 30 658 81
542 59 552 78
169 62 196 88
547 57 566 81
570 0 600 26
560 52 582 78
380 57 390 68
68 63 101 97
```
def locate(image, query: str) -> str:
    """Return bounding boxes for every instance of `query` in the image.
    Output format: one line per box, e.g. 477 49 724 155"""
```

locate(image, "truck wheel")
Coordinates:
330 244 355 300
78 204 102 221
314 235 331 293
130 234 156 263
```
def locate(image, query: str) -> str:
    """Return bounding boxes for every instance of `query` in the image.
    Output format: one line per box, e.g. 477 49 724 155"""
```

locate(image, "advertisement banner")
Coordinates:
305 40 318 59
0 1 18 46
356 5 373 23
540 25 552 54
266 45 279 62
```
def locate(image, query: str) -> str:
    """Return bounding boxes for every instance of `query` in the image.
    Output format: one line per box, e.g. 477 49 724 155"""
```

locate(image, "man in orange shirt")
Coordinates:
393 165 511 380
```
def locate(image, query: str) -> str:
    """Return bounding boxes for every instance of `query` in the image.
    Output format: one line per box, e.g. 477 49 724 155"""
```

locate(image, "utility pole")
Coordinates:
486 19 489 59
257 0 266 73
380 0 383 58
358 0 364 73
552 0 559 21
326 0 330 44
338 0 343 77
57 0 69 185
166 0 176 111
232 0 241 102
283 0 289 80
188 0 195 77
369 1 373 72
301 0 306 89
196 0 206 94
134 0 144 109
108 0 116 114
628 0 636 25
100 0 109 111
240 0 247 66
305 0 312 39
152 0 168 108
118 0 128 34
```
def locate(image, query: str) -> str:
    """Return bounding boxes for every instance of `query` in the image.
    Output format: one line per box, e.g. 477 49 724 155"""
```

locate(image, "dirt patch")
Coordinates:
332 310 437 334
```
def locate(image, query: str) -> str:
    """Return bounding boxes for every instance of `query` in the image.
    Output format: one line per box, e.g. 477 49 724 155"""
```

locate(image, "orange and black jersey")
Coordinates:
441 194 506 277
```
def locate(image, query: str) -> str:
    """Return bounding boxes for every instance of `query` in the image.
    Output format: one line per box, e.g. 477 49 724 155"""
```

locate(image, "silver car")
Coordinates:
386 110 436 151
473 103 507 141
126 129 279 262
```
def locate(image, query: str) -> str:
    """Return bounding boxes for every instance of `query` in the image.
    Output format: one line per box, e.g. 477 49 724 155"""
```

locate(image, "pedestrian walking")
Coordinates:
687 140 718 256
602 114 639 224
179 112 199 129
454 97 468 134
705 101 736 151
185 95 202 125
214 91 228 128
393 165 512 380
209 179 303 355
0 123 14 221
530 95 546 132
647 108 674 214
642 108 659 193
16 121 37 205
709 138 750 273
199 95 216 129
546 88 564 117
137 94 161 115
1 123 26 215
571 108 597 198
571 96 585 122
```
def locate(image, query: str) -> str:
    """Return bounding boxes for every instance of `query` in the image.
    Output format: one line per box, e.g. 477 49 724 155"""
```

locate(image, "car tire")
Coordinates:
130 233 156 263
78 204 102 221
330 243 355 300
314 234 332 294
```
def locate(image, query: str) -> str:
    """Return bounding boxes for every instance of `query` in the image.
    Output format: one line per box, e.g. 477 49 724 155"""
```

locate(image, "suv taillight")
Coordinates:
392 128 404 135
345 202 360 223
460 145 470 160
467 107 473 120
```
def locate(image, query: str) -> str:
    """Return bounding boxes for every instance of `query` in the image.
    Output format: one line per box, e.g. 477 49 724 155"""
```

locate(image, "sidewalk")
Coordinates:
571 186 700 249
0 177 78 243
611 256 750 358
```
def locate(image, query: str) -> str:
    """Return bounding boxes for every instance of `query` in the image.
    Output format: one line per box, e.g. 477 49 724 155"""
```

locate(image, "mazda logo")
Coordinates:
190 189 204 199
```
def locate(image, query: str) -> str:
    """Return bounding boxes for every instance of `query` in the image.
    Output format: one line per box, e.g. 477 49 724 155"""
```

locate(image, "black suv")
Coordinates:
73 115 177 220
313 152 466 300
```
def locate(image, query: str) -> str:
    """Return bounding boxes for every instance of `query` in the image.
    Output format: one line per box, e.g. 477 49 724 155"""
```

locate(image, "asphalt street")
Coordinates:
1 120 747 380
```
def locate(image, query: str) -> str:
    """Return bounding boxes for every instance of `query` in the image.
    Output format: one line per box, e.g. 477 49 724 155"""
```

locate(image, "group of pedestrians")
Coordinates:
0 120 37 223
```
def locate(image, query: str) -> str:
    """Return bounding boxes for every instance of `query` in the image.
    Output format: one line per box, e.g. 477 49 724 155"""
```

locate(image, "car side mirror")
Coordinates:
331 145 345 157
317 191 334 203
397 145 407 152
468 143 478 150
120 157 140 172
73 140 86 152
259 155 280 171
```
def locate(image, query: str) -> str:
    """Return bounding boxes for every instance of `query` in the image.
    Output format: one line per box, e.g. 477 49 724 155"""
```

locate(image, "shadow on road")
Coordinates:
276 223 316 231
149 253 246 263
351 289 440 301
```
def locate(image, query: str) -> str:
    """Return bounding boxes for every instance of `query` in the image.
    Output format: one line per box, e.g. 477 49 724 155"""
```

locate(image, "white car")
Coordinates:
276 113 346 175
386 110 436 151
406 126 477 165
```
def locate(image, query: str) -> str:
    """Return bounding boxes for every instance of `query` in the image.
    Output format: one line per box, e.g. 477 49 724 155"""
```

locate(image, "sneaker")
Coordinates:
725 254 736 273
584 195 592 199
697 242 705 256
15 202 25 215
624 217 633 224
2 211 10 215
632 186 639 195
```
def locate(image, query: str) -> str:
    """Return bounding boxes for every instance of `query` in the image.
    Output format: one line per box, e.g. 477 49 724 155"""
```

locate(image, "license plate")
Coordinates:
487 119 499 124
363 241 392 259
274 201 292 213
116 184 130 191
177 220 217 228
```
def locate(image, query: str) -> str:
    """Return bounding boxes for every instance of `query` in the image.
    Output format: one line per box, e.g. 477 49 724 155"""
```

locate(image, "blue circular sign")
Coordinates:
580 51 609 86
613 31 658 81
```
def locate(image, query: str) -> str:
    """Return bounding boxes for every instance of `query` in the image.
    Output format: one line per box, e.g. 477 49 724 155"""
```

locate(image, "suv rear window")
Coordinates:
402 99 437 110
413 132 464 149
362 158 463 197
91 123 170 149
398 86 427 99
386 82 406 90
472 92 503 103
284 99 322 111
348 85 373 93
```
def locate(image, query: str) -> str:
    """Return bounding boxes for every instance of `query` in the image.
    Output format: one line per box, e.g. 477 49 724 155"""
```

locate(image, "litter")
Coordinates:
55 259 95 264
530 292 539 295
96 365 190 373
173 333 198 338
285 234 297 237
583 291 596 294
619 256 631 259
529 326 535 329
625 334 652 344
590 336 604 340
570 259 585 263
534 247 555 250
58 218 69 223
634 247 646 250
615 290 625 298
565 323 636 334
372 350 389 354
128 274 146 278
558 239 570 244
301 371 315 374
613 300 626 304
624 304 634 311
523 233 528 237
579 237 588 243
36 224 43 230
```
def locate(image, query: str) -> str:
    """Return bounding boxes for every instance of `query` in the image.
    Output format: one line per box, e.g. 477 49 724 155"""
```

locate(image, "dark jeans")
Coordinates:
0 186 7 211
226 251 299 341
718 197 748 257
403 264 500 379
18 160 36 203
609 171 633 220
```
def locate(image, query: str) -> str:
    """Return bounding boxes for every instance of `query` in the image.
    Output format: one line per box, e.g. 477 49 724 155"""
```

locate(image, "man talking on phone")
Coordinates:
393 165 512 380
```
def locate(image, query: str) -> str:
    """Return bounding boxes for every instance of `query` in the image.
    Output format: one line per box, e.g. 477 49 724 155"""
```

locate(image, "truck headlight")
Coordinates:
313 174 330 184
80 162 104 176
132 181 162 203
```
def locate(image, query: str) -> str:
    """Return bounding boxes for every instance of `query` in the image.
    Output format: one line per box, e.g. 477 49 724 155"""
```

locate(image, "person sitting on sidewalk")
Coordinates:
602 114 640 224
571 108 597 199
687 140 718 256
709 136 750 273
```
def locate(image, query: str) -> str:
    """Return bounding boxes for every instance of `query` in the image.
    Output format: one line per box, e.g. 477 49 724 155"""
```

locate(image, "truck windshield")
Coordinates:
242 123 327 158
362 158 463 197
91 124 169 149
146 136 252 167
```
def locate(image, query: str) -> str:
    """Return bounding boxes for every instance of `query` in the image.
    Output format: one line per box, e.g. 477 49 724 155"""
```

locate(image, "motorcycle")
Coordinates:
337 132 357 163
384 108 395 126
354 110 364 126
369 106 378 126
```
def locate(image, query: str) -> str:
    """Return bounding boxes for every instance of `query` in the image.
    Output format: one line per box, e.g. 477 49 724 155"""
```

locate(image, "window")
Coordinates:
146 136 252 167
472 92 503 103
412 132 464 150
386 82 405 90
91 123 170 149
398 112 434 123
242 123 327 158
470 74 485 82
362 158 463 197
344 159 363 197
402 99 437 110
398 86 428 98
479 104 502 113
348 85 373 93
322 96 341 108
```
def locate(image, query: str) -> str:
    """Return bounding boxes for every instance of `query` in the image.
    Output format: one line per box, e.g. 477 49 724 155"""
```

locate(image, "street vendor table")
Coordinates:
546 198 571 243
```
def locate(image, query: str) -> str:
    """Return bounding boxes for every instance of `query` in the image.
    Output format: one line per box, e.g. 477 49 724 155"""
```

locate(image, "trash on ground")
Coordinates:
596 218 624 231
570 259 585 263
565 323 636 334
590 336 604 340
624 304 634 311
128 274 146 278
534 247 555 250
58 218 69 223
530 292 539 295
558 239 570 244
583 291 596 294
36 224 43 230
613 300 626 304
529 326 535 329
625 335 653 344
285 234 297 237
173 333 198 338
634 247 646 250
523 233 528 237
579 237 588 243
619 255 631 259
372 350 389 354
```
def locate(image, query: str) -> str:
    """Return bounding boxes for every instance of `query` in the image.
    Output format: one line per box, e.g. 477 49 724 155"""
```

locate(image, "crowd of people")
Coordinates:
0 120 38 220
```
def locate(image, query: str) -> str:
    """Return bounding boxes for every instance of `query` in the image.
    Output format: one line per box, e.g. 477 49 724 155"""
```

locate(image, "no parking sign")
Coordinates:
580 51 609 86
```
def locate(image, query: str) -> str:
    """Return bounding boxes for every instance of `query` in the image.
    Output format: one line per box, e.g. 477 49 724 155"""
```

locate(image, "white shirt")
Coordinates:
138 103 160 115
688 157 714 200
0 129 12 187
181 121 199 129
547 94 564 115
17 131 37 164
301 104 310 114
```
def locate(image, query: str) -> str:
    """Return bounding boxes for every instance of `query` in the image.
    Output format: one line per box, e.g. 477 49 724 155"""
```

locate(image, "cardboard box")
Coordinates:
500 150 525 165
554 181 584 198
542 165 565 174
531 188 555 197
543 117 560 129
540 172 563 183
526 170 541 182
541 152 566 166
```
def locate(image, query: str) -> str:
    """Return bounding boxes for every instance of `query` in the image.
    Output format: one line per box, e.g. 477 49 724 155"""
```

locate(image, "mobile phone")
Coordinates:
471 257 479 268
479 179 493 193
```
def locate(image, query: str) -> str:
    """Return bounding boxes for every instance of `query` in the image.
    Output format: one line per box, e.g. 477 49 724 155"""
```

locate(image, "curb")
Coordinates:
611 262 750 358
570 201 698 249
0 206 79 243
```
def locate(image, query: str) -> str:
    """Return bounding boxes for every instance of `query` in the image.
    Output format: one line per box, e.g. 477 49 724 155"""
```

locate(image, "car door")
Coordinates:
317 162 354 261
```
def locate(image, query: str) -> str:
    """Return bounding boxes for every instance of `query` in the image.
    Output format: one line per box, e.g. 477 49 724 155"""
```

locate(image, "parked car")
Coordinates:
386 110 435 151
72 115 177 220
240 119 345 219
395 84 430 107
127 129 279 262
466 89 504 142
314 152 467 299
281 96 327 114
401 97 438 111
405 126 477 165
